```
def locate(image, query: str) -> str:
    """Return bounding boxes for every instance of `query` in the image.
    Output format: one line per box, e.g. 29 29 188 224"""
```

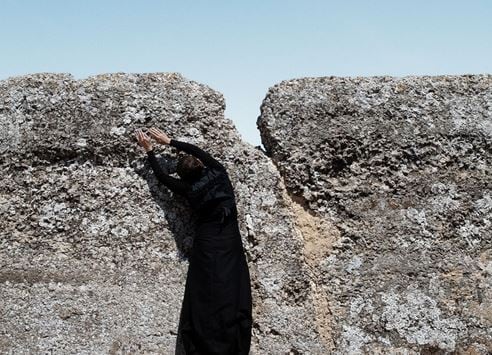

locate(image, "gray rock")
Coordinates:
0 73 324 354
2 72 491 354
258 75 492 354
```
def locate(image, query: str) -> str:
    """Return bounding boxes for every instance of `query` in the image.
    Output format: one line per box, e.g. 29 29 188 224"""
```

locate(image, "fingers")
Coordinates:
135 129 148 139
136 128 161 150
149 127 165 136
135 129 150 146
149 127 161 137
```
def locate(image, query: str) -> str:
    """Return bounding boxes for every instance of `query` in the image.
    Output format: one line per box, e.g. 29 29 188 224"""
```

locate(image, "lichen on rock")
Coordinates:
0 73 324 354
1 72 491 354
258 74 492 354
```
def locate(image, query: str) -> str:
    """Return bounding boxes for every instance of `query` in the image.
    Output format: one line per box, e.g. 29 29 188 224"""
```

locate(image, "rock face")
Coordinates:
0 73 326 353
258 75 492 354
2 73 491 354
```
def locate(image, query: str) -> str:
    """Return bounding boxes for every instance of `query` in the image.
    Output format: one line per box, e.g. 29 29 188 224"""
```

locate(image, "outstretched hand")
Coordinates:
148 127 171 145
135 128 153 152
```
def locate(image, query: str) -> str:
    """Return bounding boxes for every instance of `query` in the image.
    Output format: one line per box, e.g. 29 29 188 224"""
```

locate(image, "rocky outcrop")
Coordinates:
257 75 492 354
2 72 491 354
0 73 326 353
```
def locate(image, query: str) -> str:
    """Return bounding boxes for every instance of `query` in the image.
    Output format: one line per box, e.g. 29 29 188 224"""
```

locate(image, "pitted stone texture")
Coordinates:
0 73 326 353
258 75 492 353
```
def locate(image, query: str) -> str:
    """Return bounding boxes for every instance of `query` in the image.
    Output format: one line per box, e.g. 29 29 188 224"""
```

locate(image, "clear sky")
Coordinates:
1 0 491 147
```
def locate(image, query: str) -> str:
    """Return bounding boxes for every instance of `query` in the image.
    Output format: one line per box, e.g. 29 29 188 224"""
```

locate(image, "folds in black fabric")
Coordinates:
180 215 252 354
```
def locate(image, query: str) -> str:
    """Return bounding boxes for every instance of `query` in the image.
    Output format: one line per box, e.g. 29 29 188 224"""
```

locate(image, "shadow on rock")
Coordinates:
133 152 195 355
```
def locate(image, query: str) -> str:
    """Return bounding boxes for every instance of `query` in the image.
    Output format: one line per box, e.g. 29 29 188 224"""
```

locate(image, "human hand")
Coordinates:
135 128 153 152
148 127 171 145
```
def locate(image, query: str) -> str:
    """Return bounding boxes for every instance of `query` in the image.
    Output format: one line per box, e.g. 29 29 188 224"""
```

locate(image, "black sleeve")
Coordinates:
170 139 225 170
146 149 189 196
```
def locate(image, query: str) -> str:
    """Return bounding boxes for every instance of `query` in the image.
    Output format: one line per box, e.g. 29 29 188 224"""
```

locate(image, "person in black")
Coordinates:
135 127 253 355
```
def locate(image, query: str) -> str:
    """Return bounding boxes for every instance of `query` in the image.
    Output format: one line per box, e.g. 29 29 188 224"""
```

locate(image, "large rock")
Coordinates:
257 75 492 354
3 72 491 354
0 73 327 353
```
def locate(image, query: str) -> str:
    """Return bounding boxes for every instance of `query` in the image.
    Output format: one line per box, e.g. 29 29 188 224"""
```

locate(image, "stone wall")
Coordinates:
1 73 491 354
0 73 325 354
257 75 492 354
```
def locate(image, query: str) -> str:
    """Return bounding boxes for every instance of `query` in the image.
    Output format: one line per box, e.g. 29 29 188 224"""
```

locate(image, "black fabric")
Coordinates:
146 141 253 354
147 148 190 195
180 205 252 355
187 167 236 214
169 139 226 171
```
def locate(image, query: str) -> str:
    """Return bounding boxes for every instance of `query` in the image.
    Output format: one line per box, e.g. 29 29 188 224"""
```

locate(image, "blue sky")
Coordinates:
1 1 491 146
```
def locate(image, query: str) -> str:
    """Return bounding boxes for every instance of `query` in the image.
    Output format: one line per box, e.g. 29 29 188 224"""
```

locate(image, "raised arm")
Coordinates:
147 149 190 196
170 139 225 170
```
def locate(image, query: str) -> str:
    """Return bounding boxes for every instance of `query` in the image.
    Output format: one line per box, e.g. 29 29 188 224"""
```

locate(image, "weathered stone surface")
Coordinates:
258 75 492 354
0 73 326 353
3 72 491 354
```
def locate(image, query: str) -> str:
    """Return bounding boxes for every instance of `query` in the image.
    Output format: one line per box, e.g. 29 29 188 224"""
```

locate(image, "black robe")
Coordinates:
147 139 253 355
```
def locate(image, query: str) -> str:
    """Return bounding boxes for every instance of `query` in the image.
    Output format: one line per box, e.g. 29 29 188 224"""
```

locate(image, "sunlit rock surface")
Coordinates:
2 72 491 354
257 75 492 354
0 73 326 354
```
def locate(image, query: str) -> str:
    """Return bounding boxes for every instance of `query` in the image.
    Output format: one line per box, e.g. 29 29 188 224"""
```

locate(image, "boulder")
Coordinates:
0 73 325 354
258 75 492 354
